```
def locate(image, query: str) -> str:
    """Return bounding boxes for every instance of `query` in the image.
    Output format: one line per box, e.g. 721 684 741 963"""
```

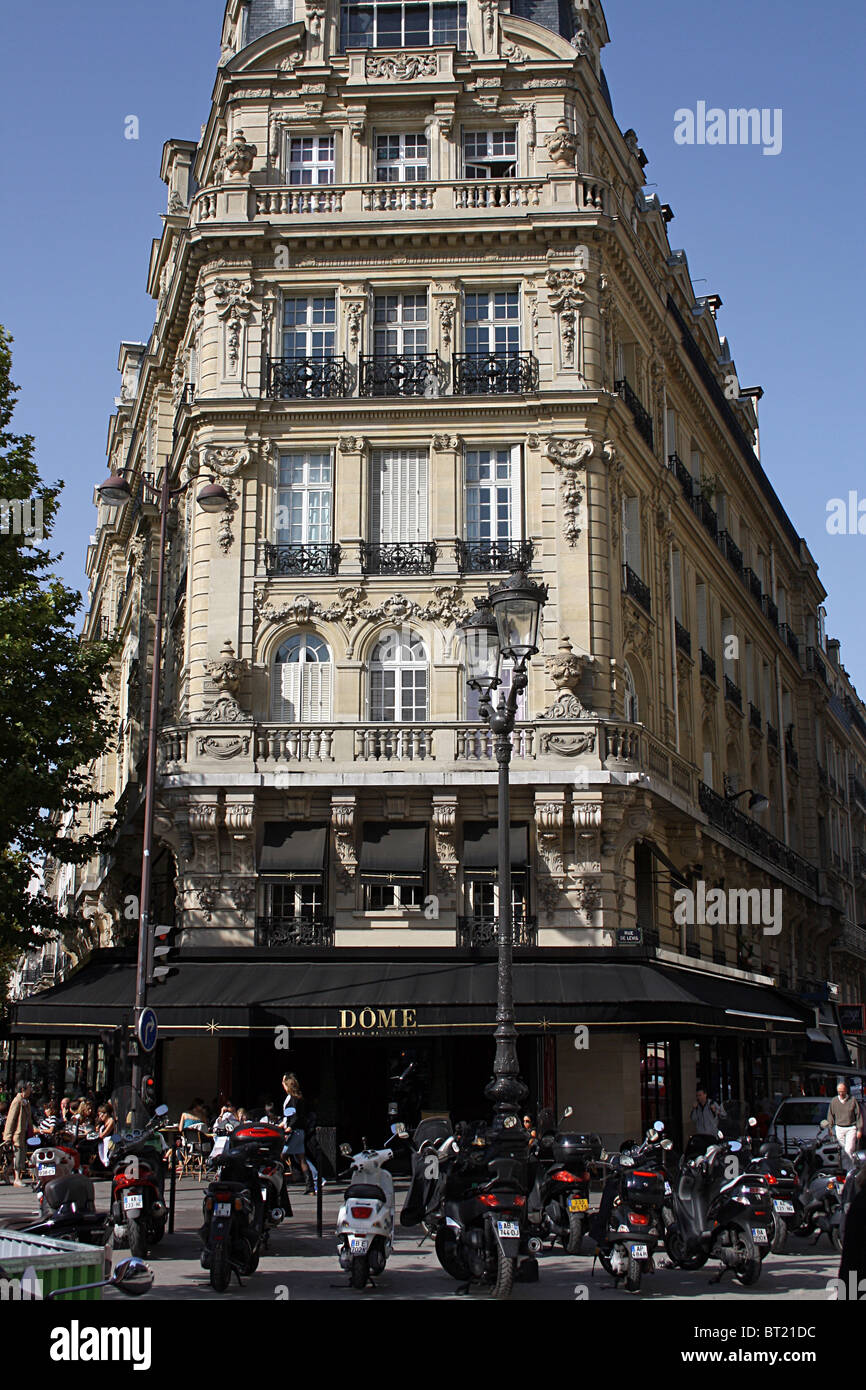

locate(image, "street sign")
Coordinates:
616 927 642 946
137 1007 159 1053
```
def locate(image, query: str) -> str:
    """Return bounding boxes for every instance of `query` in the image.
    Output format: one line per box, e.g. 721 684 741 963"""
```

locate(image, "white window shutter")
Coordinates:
302 662 332 723
279 661 302 721
372 450 427 542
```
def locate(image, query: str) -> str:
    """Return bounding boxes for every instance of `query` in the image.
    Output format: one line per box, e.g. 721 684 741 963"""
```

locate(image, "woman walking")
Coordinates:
281 1073 314 1194
3 1081 33 1186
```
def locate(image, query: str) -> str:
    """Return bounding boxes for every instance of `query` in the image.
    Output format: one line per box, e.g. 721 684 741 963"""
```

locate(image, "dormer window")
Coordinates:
340 0 467 51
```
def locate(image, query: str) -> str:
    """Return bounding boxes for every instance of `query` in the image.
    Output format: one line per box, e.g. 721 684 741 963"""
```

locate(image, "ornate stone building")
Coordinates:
13 0 865 1140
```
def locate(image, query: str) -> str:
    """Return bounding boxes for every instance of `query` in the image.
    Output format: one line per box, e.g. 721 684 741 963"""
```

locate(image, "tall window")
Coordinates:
463 129 517 178
269 881 323 922
276 453 332 544
373 293 428 354
464 447 520 544
623 663 639 722
622 494 641 576
341 0 466 49
466 660 526 721
282 295 336 357
288 136 335 185
272 634 332 722
375 133 428 182
464 290 520 356
369 630 428 722
369 449 428 543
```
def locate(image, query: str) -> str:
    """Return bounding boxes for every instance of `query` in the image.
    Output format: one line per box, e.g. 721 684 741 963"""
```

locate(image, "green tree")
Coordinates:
0 325 115 953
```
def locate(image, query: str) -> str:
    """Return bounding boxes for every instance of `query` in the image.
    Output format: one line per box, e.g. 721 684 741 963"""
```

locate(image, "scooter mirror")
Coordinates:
662 1139 673 1150
394 1123 408 1136
27 1137 41 1147
155 1105 169 1118
563 1106 574 1118
110 1258 154 1298
729 1141 742 1153
653 1120 665 1132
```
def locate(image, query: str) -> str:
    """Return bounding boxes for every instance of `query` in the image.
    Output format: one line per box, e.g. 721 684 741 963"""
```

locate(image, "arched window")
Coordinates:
623 662 639 723
272 634 332 722
369 629 428 722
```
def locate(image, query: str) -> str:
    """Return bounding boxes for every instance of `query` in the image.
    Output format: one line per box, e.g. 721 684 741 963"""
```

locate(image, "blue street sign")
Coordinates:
137 1007 158 1053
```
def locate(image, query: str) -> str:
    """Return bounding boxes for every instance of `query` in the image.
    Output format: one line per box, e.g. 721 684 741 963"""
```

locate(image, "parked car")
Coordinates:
770 1097 839 1152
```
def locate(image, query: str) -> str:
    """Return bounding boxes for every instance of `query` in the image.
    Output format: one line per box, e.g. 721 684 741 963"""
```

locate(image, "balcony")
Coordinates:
749 702 762 734
743 567 763 603
457 915 538 948
455 539 534 573
767 722 779 750
838 921 866 961
355 726 434 760
614 378 654 449
674 620 692 656
724 676 743 711
693 493 719 540
360 541 437 575
779 623 800 661
761 593 779 628
849 775 866 813
452 352 539 396
359 353 444 398
264 355 352 400
255 915 334 949
668 452 694 502
700 648 717 682
718 530 743 576
806 646 830 686
698 781 819 892
785 731 799 771
259 542 341 576
623 564 651 614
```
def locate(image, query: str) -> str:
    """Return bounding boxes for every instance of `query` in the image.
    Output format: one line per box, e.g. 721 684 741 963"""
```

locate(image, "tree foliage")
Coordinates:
0 325 115 953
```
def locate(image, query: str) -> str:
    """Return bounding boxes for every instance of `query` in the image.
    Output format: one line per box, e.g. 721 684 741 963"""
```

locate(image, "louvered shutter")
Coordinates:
301 661 332 723
372 450 427 543
279 661 302 722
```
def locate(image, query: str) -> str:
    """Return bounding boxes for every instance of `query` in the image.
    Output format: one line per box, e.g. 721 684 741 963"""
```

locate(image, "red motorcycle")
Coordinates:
109 1106 169 1259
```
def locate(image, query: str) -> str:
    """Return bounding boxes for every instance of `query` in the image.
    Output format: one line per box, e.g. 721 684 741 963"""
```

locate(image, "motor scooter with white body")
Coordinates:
336 1126 405 1288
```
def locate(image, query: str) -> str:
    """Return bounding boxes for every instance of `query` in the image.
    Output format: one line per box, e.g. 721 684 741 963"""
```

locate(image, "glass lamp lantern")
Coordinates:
458 600 501 696
96 473 133 507
487 570 548 664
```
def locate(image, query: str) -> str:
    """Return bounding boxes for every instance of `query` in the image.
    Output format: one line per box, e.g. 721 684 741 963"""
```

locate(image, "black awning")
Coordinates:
359 823 426 884
804 1002 855 1068
10 951 814 1042
462 823 528 872
260 823 327 878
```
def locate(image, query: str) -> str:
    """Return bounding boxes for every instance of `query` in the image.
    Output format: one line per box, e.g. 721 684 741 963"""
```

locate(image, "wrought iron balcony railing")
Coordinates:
785 730 799 771
767 721 779 749
718 529 743 575
749 702 762 733
623 564 651 614
614 377 654 449
762 593 779 628
700 648 716 682
259 541 341 576
778 623 800 661
805 646 830 686
698 781 819 892
360 541 437 575
452 352 539 396
359 353 444 397
724 676 743 711
693 493 719 539
255 915 334 949
457 915 538 948
743 567 763 603
455 539 534 573
668 452 694 502
265 354 352 399
674 620 692 656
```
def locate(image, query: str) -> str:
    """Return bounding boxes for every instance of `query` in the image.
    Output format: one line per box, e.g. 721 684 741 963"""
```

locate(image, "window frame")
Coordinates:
275 451 334 545
271 632 333 723
374 131 429 183
281 292 338 359
463 288 521 356
340 0 467 51
287 133 336 186
372 290 430 356
368 629 429 723
462 444 523 545
462 127 518 179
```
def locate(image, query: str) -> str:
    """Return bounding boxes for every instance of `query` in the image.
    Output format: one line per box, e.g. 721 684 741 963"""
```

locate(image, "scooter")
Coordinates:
336 1127 404 1289
791 1121 845 1251
26 1131 82 1197
200 1124 283 1291
9 1164 112 1254
741 1118 801 1253
664 1134 774 1285
528 1106 602 1254
591 1121 669 1293
108 1104 169 1258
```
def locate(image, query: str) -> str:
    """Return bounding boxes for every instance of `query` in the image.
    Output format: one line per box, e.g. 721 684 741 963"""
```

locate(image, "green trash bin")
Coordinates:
0 1229 106 1301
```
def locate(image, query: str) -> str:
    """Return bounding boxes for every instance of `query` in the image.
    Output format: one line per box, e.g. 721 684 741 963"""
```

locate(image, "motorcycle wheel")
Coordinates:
565 1211 585 1255
151 1218 166 1247
624 1255 642 1294
128 1220 148 1260
490 1245 515 1300
597 1250 614 1276
434 1227 472 1281
350 1255 369 1289
664 1228 708 1270
731 1226 761 1286
770 1215 788 1254
209 1243 231 1293
830 1225 842 1253
238 1235 259 1275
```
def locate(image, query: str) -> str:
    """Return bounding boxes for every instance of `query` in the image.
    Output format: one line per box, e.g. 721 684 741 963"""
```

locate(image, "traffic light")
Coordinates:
143 1073 157 1104
147 923 179 985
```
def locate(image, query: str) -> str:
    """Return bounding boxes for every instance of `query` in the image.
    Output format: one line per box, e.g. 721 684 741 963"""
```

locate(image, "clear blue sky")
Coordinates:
1 0 864 683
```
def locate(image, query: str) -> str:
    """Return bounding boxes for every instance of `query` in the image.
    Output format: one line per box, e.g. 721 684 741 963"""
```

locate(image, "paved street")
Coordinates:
0 1177 842 1302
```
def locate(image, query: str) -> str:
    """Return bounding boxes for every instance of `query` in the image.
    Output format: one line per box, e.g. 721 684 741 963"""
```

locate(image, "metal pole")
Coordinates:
131 466 171 1097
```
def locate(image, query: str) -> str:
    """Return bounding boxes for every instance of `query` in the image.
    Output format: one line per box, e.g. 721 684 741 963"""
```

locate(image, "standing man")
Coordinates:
691 1087 726 1137
827 1082 863 1173
3 1080 33 1186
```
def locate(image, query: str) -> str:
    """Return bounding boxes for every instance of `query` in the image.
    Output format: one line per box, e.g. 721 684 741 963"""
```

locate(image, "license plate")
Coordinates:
214 1202 231 1217
568 1197 589 1212
629 1243 649 1259
348 1236 368 1254
496 1221 520 1238
773 1200 795 1214
38 1164 56 1176
123 1193 144 1211
752 1227 769 1243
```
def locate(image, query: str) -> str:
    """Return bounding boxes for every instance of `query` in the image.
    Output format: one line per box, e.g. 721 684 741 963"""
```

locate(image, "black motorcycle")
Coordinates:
790 1122 845 1251
741 1119 801 1253
401 1118 537 1300
200 1123 286 1292
528 1106 602 1253
590 1122 669 1293
108 1104 170 1258
664 1135 773 1284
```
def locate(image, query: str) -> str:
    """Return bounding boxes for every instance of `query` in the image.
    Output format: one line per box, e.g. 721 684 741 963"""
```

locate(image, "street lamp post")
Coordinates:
97 461 229 1097
459 571 548 1142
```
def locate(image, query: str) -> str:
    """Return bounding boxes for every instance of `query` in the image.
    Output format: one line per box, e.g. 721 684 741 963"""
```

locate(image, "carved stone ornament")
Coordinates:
538 727 596 757
437 299 456 349
544 119 578 169
528 435 594 545
345 302 364 351
190 878 221 921
432 433 460 451
365 53 437 80
224 131 257 180
195 734 250 759
254 584 470 651
571 875 602 915
204 638 248 695
545 268 586 368
305 0 325 41
501 40 527 64
536 877 562 921
226 878 256 926
544 634 593 706
338 436 365 454
432 799 459 891
213 279 254 370
535 800 565 877
332 798 357 889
